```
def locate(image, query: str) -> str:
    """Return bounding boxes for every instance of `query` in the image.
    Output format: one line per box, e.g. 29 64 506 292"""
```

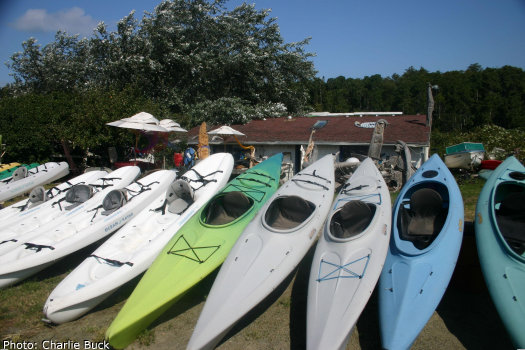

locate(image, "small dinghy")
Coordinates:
187 154 335 350
307 157 391 350
378 154 464 350
43 153 233 324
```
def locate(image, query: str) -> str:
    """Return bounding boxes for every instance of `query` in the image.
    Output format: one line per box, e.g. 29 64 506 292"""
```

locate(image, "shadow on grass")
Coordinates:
436 228 514 349
289 244 316 349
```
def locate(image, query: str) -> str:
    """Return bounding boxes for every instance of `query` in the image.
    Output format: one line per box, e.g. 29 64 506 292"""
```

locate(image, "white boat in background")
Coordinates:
444 142 485 170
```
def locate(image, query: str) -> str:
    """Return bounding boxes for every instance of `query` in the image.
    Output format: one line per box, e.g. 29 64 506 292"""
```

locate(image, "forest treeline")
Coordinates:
307 64 525 132
0 0 524 164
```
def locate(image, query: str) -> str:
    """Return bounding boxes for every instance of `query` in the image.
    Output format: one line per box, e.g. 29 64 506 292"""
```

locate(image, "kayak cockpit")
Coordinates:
494 183 525 256
328 200 376 240
397 185 449 250
263 195 315 231
202 191 254 226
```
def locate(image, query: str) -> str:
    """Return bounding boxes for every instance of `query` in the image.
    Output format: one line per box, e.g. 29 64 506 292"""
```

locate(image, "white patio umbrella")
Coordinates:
207 125 245 138
106 112 169 160
159 119 188 133
207 125 245 150
208 125 257 167
106 112 168 133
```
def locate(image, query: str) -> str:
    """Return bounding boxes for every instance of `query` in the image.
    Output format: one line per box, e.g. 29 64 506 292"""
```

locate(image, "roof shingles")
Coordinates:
188 115 430 146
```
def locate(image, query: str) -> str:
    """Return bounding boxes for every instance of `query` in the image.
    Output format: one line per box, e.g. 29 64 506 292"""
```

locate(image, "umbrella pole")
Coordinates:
134 134 139 161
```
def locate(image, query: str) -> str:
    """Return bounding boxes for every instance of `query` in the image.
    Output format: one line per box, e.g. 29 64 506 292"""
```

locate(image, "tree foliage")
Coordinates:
6 0 315 117
309 64 525 132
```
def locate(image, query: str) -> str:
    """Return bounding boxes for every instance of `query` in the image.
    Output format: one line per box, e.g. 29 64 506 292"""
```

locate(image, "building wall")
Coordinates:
210 142 427 172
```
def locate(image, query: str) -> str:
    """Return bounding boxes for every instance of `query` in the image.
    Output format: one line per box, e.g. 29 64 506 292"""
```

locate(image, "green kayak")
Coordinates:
0 163 39 181
475 156 525 348
106 153 283 349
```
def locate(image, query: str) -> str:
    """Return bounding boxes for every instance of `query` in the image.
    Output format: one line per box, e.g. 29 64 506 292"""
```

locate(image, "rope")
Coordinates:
88 204 104 222
90 177 122 190
151 199 168 215
182 169 222 191
89 254 133 267
0 238 17 245
298 169 332 184
24 242 55 252
167 235 221 264
126 180 159 200
291 178 329 191
236 177 271 187
317 254 370 282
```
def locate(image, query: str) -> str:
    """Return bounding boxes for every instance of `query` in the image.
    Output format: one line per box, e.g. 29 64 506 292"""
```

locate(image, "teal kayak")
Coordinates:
475 156 525 348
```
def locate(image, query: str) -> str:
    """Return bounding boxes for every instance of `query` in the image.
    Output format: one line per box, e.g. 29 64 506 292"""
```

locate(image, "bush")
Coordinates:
431 124 525 160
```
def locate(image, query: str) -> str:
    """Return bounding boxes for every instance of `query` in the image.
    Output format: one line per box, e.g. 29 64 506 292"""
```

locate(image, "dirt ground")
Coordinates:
0 224 515 350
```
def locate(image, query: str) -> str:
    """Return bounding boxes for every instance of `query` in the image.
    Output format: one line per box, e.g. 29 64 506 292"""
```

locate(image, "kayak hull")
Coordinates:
475 156 525 348
43 153 234 324
378 154 464 350
106 153 284 349
307 158 391 350
0 170 108 226
0 166 140 256
188 154 335 350
0 166 142 288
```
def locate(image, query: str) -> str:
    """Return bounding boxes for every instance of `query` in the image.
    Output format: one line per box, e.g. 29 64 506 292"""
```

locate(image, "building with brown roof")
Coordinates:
187 113 431 173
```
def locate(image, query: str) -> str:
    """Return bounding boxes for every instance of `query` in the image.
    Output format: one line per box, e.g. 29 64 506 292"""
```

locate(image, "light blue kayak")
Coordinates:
475 156 525 348
378 154 464 349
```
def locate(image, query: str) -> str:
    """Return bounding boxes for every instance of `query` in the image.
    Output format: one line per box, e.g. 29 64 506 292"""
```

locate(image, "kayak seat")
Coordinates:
206 191 253 225
12 166 28 181
496 190 525 255
166 179 194 214
330 200 376 239
399 188 447 249
28 186 49 206
65 184 94 210
264 196 315 230
102 189 128 216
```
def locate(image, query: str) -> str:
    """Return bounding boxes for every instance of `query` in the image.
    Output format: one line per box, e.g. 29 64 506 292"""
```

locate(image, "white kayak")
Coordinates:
43 153 234 324
0 166 141 256
187 154 335 350
0 168 173 289
0 169 108 226
0 162 70 202
307 157 392 350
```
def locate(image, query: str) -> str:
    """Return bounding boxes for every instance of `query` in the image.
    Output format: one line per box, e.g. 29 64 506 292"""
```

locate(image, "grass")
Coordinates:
457 177 485 222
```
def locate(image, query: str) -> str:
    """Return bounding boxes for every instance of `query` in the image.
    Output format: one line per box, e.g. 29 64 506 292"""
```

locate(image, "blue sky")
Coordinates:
1 0 524 87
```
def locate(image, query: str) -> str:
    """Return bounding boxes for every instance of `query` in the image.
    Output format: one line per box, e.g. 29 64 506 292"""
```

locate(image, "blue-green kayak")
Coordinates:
475 156 525 348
